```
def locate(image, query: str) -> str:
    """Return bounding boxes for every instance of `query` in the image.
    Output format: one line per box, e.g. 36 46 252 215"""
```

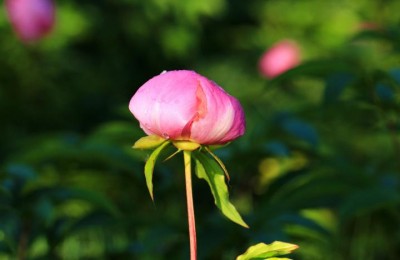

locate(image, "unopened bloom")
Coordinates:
259 40 301 79
129 70 245 145
5 0 55 42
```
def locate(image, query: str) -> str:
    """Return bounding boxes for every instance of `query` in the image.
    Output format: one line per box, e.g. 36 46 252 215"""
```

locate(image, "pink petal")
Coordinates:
217 96 246 143
129 70 246 145
129 71 199 139
190 76 245 144
259 40 301 79
6 0 55 42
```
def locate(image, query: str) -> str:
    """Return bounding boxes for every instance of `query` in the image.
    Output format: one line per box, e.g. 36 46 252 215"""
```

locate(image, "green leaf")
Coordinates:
236 241 299 260
204 146 230 181
193 151 248 228
133 135 167 149
144 141 171 200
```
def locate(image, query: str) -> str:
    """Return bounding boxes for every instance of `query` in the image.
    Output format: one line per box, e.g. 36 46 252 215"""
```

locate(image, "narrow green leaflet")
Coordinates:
144 141 171 200
193 151 248 228
236 241 299 260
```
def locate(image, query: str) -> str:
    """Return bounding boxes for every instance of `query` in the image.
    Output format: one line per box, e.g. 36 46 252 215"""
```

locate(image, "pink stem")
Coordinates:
183 150 197 260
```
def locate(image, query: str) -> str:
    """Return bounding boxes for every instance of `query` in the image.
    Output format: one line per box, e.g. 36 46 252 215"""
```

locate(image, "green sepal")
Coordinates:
144 141 171 200
133 135 167 149
193 151 249 228
236 241 299 260
172 140 201 151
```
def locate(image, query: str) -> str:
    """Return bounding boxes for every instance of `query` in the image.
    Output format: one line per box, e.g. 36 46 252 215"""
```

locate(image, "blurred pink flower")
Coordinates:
5 0 55 42
129 70 245 145
259 40 301 79
358 22 380 31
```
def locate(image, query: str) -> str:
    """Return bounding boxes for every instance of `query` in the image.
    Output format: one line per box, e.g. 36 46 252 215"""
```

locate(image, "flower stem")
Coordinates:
183 150 197 260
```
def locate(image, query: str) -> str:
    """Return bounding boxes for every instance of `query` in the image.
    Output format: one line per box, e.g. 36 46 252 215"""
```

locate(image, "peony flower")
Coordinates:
5 0 55 42
258 40 301 79
129 70 245 145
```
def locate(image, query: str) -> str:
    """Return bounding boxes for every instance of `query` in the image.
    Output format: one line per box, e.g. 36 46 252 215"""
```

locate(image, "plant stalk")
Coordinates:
183 150 197 260
17 224 29 260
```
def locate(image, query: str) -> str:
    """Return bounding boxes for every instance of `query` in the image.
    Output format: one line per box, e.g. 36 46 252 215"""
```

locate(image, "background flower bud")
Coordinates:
258 40 301 79
5 0 55 42
129 70 245 145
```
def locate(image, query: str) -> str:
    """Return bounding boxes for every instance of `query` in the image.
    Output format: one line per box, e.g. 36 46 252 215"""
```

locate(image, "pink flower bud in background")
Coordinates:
5 0 55 42
258 40 301 79
358 22 380 31
129 70 246 145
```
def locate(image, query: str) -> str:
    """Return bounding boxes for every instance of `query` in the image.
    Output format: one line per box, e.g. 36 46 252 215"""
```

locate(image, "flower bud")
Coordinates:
129 70 245 145
5 0 55 42
259 40 301 79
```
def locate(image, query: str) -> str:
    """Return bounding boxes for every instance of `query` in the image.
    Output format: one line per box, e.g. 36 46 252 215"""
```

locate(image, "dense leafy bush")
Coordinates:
1 0 400 259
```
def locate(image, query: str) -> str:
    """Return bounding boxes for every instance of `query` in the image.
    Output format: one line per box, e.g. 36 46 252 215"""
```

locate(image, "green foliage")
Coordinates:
134 139 248 227
1 0 400 259
0 165 118 259
193 150 248 228
236 241 298 260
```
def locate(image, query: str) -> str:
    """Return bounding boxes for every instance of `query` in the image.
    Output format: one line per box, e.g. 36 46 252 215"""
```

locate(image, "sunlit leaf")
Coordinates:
144 141 171 200
236 241 298 260
193 151 248 228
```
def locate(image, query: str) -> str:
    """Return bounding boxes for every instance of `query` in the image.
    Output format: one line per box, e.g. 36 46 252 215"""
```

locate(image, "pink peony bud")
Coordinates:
258 40 301 79
129 70 246 145
5 0 55 42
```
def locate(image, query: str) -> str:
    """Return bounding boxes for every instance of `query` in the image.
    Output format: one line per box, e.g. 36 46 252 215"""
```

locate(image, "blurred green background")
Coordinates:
1 0 400 259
